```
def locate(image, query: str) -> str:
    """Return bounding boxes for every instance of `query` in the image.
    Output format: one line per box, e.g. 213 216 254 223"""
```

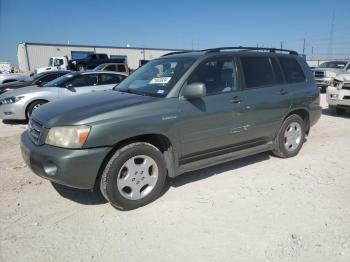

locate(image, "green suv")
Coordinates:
20 47 322 210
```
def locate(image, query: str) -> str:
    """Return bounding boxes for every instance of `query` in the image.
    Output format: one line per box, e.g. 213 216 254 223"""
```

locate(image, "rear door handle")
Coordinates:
280 88 288 95
230 96 243 104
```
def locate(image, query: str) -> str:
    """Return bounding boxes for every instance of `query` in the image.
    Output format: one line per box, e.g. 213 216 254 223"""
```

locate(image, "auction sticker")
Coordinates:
149 77 171 84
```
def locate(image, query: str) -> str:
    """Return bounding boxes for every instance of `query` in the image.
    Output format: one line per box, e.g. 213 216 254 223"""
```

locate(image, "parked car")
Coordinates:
35 57 70 74
93 63 129 75
326 73 350 114
0 73 29 84
69 53 125 71
20 47 321 210
312 60 350 93
0 71 71 95
0 71 127 120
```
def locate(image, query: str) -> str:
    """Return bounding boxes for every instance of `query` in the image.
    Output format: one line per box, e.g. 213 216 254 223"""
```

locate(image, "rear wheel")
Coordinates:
271 114 305 158
100 142 167 210
26 100 47 120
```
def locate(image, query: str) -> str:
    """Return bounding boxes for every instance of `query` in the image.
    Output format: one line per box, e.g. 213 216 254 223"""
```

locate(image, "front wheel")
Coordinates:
100 142 167 210
271 114 305 158
26 100 47 120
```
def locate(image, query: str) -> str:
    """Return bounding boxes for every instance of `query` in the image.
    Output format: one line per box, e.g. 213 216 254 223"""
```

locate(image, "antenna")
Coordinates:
328 12 335 59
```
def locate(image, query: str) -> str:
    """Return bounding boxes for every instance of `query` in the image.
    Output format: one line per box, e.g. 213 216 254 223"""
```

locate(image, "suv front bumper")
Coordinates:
20 131 111 189
315 77 333 87
326 86 350 107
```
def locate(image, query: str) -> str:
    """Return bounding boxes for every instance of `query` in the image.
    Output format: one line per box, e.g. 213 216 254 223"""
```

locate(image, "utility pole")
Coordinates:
280 41 283 49
302 39 306 55
328 12 335 59
311 47 314 60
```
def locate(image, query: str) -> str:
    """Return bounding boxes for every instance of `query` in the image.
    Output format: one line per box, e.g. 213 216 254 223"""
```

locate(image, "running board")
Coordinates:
178 142 273 174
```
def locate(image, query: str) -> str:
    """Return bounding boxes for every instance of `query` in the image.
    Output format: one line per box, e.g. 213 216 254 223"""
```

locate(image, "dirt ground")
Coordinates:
0 94 349 262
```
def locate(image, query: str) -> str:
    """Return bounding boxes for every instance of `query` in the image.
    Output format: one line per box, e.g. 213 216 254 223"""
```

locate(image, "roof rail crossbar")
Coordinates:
202 46 298 55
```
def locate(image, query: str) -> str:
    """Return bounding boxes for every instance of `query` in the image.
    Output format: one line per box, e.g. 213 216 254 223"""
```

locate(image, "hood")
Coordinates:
0 80 34 90
32 90 157 127
313 68 345 74
334 73 350 82
0 85 41 98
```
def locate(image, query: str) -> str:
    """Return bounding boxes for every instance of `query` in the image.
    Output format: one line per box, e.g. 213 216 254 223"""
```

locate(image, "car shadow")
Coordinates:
50 152 271 206
51 182 108 205
322 108 350 118
2 119 28 125
160 152 270 197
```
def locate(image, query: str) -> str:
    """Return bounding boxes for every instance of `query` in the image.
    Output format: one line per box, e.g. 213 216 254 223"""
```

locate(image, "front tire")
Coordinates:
271 114 305 158
26 100 47 120
100 142 167 210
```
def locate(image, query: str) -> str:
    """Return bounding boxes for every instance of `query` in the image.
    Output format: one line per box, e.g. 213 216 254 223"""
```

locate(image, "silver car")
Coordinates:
327 73 350 114
0 71 127 120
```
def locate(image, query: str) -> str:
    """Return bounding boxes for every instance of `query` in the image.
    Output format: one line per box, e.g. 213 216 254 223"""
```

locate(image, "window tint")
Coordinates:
279 57 306 83
100 74 124 85
105 65 117 71
271 58 284 84
68 74 98 87
118 64 126 72
39 73 59 83
240 56 274 88
188 58 237 95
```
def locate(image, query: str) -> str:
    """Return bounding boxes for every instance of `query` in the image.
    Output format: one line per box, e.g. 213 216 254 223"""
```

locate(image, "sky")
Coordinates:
0 0 350 66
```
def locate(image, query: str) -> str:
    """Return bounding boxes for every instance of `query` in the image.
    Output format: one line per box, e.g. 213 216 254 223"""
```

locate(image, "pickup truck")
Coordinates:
69 53 122 71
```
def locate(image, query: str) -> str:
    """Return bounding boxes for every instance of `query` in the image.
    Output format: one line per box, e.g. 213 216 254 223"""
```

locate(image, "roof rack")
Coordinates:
202 46 299 55
162 51 192 57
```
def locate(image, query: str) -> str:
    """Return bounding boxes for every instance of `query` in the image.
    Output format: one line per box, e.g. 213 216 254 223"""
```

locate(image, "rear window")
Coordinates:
279 57 306 83
240 56 275 88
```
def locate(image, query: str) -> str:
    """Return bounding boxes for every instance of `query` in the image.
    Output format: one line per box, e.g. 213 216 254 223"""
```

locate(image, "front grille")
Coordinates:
28 118 43 145
314 71 325 78
342 83 350 90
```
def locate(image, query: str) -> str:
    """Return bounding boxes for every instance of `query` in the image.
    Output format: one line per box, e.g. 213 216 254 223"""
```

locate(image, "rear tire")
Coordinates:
26 100 47 120
100 142 167 210
271 114 305 158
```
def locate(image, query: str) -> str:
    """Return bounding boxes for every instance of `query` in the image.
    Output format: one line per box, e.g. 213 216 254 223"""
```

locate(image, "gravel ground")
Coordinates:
0 94 349 262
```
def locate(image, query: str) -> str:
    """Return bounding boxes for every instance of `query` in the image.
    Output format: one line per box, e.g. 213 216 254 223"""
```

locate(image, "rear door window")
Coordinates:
105 65 117 71
278 57 306 83
240 56 275 88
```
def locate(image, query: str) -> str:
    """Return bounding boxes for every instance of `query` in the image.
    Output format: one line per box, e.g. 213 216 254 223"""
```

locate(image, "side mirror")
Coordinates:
183 82 206 100
64 83 73 88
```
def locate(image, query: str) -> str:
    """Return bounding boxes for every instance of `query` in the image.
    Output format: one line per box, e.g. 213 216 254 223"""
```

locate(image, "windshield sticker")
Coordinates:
157 90 165 94
149 77 171 84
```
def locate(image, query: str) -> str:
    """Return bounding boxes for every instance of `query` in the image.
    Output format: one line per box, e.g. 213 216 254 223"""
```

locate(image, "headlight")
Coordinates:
0 96 24 105
325 71 337 78
45 125 91 148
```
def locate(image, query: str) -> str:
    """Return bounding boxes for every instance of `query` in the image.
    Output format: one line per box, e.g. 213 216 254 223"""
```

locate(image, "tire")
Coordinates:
100 142 167 210
77 64 85 71
271 114 306 158
26 100 48 120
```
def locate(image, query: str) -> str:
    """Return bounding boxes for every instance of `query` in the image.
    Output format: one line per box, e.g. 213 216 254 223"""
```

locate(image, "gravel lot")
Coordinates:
0 94 349 262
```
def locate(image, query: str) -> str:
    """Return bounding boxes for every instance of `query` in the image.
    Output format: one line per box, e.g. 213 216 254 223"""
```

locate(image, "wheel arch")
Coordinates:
94 133 176 190
25 99 50 119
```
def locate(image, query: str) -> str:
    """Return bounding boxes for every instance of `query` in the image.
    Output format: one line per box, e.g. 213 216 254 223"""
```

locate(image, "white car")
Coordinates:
326 73 350 114
0 73 29 84
0 71 127 120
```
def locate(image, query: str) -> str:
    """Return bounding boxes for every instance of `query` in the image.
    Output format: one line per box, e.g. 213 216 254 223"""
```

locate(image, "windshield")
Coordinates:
43 73 76 87
319 61 347 69
48 58 54 67
115 58 195 97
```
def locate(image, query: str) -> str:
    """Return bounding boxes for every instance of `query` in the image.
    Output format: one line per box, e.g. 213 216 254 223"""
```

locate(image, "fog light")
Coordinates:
44 162 58 176
330 94 339 99
4 112 13 115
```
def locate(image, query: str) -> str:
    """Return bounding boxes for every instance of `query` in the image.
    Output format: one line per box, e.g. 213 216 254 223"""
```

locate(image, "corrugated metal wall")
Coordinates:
17 43 181 72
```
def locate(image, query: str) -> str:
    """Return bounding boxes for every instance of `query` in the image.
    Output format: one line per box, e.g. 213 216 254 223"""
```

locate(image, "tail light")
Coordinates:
313 87 320 105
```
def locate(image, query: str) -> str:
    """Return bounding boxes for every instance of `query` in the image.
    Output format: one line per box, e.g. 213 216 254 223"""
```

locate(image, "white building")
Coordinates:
17 42 185 73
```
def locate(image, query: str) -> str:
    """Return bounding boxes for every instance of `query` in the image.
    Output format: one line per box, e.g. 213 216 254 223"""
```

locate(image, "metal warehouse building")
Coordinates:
17 42 184 73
